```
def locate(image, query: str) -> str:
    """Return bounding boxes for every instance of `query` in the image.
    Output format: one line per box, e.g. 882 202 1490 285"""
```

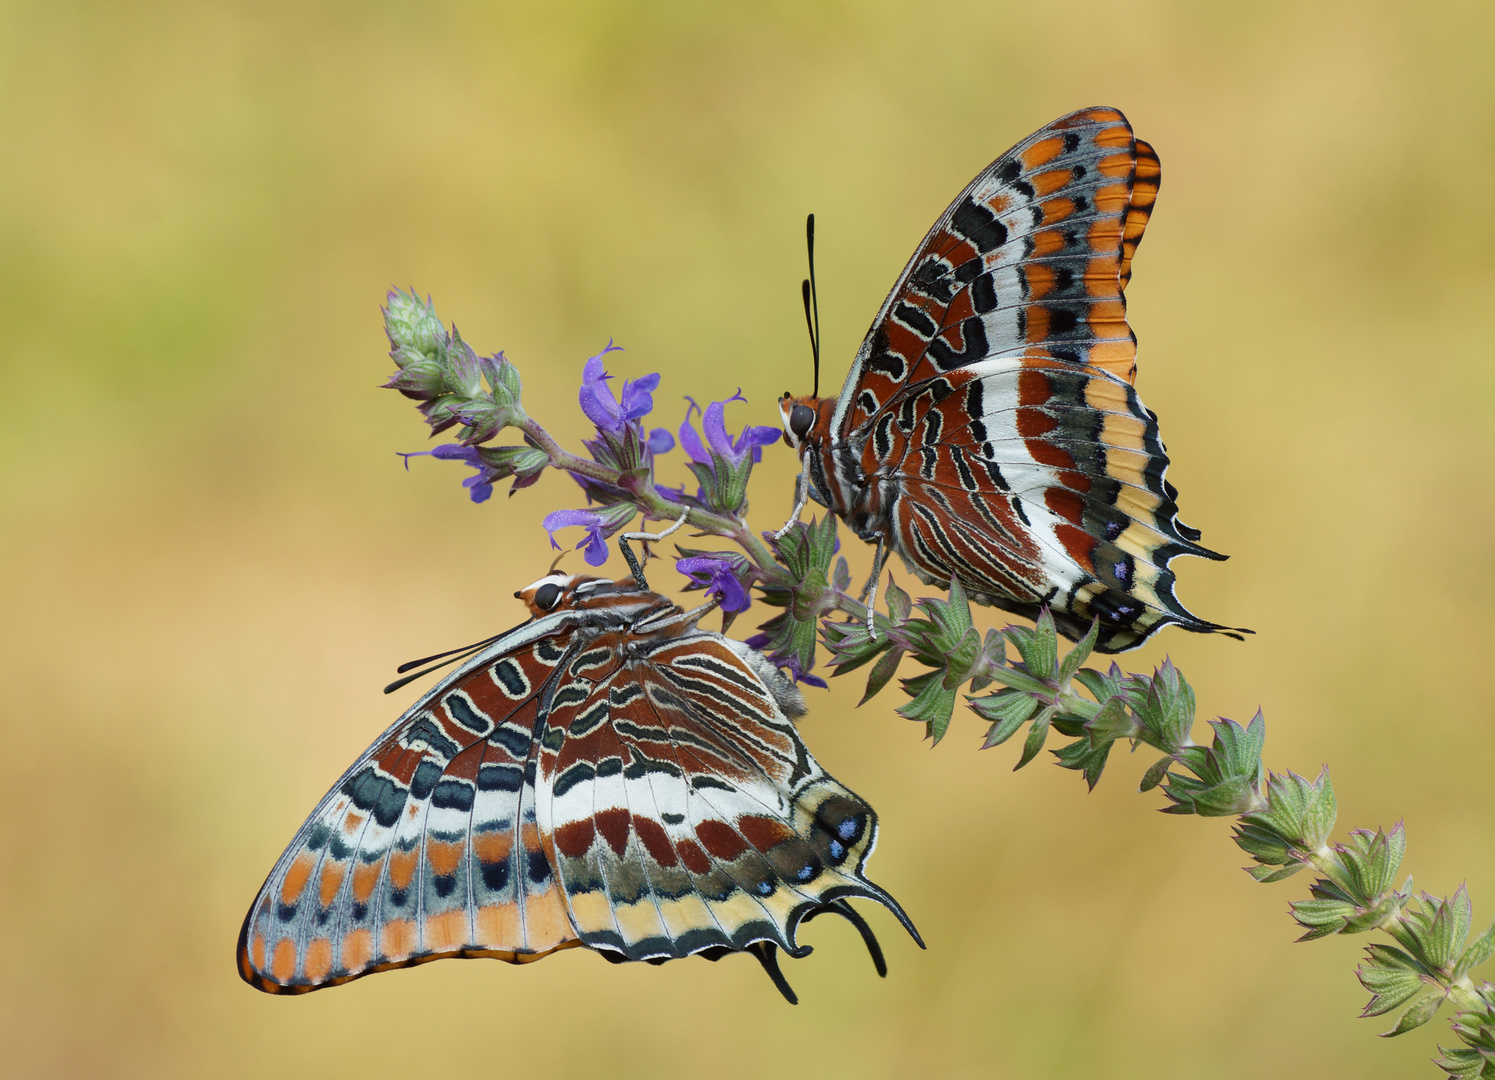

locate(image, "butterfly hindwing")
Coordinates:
874 357 1227 650
539 629 904 963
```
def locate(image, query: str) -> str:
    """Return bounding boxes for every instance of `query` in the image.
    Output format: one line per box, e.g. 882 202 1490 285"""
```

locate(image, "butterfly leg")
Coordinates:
617 508 691 590
771 455 812 541
860 537 886 638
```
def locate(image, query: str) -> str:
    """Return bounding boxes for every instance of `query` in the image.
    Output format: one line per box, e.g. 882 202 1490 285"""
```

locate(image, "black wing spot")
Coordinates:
971 274 998 314
951 198 1008 254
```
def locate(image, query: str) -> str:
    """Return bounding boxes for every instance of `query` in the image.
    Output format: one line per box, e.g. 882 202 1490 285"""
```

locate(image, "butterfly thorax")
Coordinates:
780 389 931 548
781 393 880 540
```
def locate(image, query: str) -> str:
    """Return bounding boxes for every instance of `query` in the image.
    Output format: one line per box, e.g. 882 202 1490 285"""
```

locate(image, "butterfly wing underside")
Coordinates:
540 631 900 962
828 106 1228 651
238 622 583 993
835 106 1158 435
240 600 912 994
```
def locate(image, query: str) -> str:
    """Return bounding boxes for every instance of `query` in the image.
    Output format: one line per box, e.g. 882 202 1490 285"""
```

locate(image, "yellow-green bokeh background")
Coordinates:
5 2 1495 1077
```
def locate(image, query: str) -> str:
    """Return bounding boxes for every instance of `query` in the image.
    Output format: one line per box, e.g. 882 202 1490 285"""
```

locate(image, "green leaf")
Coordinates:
884 577 912 623
1073 667 1116 702
832 556 851 593
489 351 522 404
822 614 899 674
981 714 1029 749
1357 961 1429 1017
1204 713 1266 787
898 671 958 744
1182 775 1262 818
942 625 983 690
1382 991 1445 1037
1053 735 1112 790
1014 706 1055 770
1005 609 1058 680
973 692 1039 749
1301 767 1338 851
1132 660 1196 752
859 647 905 706
1246 863 1305 883
1138 755 1172 793
1341 895 1402 935
1427 885 1475 972
969 689 1039 725
1338 824 1406 903
1234 821 1295 865
1364 942 1433 976
1085 696 1137 747
1455 919 1495 979
1431 1045 1485 1080
384 288 447 358
1244 770 1333 849
986 666 1054 696
1291 898 1355 940
1057 619 1100 682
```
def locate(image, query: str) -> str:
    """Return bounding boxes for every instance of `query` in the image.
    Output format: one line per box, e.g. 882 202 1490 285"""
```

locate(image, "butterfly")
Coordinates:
238 573 920 1004
778 106 1240 653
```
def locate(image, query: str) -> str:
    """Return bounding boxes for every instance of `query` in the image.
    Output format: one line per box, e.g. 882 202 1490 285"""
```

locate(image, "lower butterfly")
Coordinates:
238 573 920 1003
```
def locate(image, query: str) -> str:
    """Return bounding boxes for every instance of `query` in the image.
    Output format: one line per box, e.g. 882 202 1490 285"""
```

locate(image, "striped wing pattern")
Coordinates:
238 629 581 993
543 632 894 961
238 577 913 997
837 106 1158 433
793 106 1234 652
869 357 1223 651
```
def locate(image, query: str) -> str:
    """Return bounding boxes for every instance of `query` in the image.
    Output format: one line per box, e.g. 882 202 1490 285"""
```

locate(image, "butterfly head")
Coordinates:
514 573 667 621
778 392 832 453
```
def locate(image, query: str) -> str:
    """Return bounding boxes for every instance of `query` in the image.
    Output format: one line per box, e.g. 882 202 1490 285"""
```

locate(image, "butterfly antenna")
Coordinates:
383 645 491 694
383 616 529 694
802 212 820 398
393 633 503 675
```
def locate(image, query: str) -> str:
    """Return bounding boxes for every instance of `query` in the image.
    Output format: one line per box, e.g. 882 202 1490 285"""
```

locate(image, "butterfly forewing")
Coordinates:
238 620 583 993
240 578 914 996
836 106 1154 437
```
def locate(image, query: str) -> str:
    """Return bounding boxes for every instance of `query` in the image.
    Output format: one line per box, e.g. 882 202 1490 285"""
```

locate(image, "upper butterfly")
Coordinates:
238 573 919 1003
778 106 1240 653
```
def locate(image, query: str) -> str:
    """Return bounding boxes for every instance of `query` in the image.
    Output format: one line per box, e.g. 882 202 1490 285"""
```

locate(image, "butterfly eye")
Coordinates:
533 582 563 611
789 403 816 441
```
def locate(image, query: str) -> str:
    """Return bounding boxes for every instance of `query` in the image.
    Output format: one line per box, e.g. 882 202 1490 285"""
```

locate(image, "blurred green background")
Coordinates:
4 1 1494 1077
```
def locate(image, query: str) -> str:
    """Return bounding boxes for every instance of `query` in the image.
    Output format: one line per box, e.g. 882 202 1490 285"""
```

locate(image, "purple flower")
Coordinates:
566 345 676 512
676 393 780 514
678 393 779 471
542 504 636 567
676 554 752 613
399 444 492 503
578 343 675 451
